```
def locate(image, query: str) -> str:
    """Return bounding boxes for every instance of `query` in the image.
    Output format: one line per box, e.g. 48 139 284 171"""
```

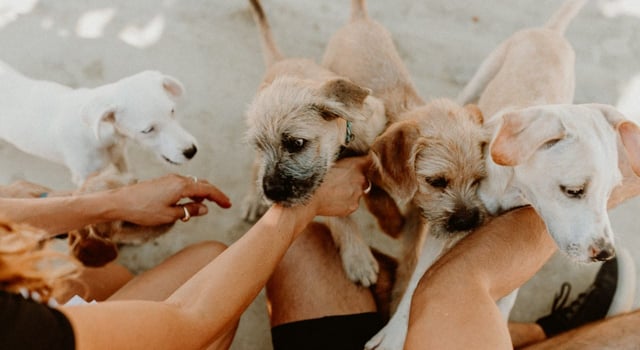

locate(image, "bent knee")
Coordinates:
181 240 228 262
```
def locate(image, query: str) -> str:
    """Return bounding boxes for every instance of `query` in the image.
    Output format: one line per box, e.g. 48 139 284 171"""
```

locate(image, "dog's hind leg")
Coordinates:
326 216 379 287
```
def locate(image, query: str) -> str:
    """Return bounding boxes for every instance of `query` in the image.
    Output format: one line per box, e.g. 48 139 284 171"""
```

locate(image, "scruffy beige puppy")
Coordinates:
243 0 387 286
68 166 173 267
365 100 488 350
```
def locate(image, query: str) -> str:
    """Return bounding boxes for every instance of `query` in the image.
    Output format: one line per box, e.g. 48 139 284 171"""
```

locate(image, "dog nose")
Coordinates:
183 145 197 159
447 207 481 232
589 244 615 262
263 178 291 203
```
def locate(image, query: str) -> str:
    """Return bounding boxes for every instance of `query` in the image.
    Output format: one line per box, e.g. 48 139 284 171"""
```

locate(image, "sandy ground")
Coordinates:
1 0 640 349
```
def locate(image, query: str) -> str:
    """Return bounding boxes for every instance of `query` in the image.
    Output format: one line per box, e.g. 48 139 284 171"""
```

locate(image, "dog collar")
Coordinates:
345 120 354 145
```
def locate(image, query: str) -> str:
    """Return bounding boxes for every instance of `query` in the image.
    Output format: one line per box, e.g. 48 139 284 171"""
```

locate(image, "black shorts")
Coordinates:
271 312 384 350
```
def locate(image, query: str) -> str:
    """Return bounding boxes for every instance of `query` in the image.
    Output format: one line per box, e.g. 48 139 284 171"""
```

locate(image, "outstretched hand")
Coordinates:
111 174 231 226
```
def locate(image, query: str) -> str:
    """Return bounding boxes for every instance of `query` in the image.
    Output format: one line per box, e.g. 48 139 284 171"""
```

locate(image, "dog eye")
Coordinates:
560 185 585 199
141 126 155 134
426 176 449 189
283 138 307 153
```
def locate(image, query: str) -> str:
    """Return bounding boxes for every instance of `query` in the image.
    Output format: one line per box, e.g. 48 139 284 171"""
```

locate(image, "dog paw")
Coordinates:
365 326 406 350
341 246 379 287
241 195 269 223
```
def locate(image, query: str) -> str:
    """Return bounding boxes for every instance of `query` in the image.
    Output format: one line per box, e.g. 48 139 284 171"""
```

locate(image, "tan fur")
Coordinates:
68 166 173 267
243 0 388 287
366 99 489 349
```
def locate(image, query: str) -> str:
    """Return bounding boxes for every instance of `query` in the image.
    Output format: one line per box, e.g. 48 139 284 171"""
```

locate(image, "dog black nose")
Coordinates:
447 207 481 232
263 178 292 203
183 145 197 159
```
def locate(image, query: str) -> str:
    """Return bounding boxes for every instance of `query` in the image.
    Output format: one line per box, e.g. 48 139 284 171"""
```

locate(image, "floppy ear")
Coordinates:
82 96 118 141
464 104 484 125
370 119 423 203
490 108 565 166
162 75 185 99
588 103 640 176
319 78 371 122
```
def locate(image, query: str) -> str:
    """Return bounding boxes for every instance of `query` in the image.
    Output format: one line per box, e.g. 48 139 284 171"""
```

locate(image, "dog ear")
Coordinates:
370 119 423 203
588 103 640 176
162 75 185 99
464 104 484 125
491 108 565 166
319 78 371 122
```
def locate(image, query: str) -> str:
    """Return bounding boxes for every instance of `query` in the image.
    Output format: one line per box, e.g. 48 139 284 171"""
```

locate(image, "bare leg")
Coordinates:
54 262 134 303
267 222 377 326
107 240 237 350
522 310 640 350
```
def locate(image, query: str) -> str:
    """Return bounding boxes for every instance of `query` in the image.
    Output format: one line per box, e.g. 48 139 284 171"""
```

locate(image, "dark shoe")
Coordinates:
536 256 618 337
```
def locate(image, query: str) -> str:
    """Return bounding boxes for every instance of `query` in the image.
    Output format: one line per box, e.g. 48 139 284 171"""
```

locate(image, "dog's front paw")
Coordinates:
241 194 270 223
365 323 407 350
341 245 379 287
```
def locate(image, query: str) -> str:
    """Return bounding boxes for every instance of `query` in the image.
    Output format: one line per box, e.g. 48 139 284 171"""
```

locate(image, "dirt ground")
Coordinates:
1 1 639 349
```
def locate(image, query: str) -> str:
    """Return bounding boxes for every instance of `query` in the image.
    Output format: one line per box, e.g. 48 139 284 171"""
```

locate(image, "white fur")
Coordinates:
0 61 198 184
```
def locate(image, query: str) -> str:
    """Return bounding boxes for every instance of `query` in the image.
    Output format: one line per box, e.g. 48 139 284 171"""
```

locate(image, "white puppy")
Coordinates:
0 61 198 185
458 0 640 317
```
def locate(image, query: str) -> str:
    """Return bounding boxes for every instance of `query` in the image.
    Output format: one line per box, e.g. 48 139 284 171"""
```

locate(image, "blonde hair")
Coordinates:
0 219 80 301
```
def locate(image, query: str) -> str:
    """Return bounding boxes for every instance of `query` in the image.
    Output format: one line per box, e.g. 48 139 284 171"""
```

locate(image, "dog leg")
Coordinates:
326 216 379 287
242 156 270 223
497 288 519 320
366 233 449 350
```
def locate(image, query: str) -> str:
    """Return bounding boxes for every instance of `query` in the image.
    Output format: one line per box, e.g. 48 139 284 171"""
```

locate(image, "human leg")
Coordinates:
267 222 386 350
107 240 236 350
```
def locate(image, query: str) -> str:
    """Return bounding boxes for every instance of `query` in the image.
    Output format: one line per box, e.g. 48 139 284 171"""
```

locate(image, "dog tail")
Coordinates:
544 0 588 34
248 0 284 67
351 0 369 20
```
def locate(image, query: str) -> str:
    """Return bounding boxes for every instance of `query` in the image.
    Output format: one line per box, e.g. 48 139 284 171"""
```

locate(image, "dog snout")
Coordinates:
263 177 292 203
589 243 615 262
446 207 481 232
182 144 197 159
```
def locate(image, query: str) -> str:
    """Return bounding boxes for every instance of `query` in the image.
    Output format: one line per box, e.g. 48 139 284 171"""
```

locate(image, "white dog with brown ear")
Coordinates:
0 61 198 185
458 0 640 263
456 0 640 323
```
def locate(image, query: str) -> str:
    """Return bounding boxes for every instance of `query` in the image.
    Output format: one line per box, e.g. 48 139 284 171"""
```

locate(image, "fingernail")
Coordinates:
198 206 208 215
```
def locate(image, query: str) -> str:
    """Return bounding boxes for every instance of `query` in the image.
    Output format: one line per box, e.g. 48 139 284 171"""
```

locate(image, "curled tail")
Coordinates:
249 0 284 67
544 0 588 34
351 0 368 20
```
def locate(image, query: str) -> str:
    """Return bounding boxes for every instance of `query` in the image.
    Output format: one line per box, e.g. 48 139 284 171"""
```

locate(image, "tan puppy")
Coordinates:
68 166 173 267
365 99 488 349
243 0 387 286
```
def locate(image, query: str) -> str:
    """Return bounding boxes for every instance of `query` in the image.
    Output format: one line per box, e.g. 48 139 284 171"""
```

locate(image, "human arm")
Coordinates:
0 174 231 236
60 156 370 350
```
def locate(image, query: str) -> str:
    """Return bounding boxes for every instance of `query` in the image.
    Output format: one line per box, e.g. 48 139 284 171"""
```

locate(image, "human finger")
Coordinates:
180 177 232 208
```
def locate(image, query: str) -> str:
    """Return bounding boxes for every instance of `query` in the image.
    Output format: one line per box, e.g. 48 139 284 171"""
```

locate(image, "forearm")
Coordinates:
0 193 120 235
166 204 314 334
406 207 555 349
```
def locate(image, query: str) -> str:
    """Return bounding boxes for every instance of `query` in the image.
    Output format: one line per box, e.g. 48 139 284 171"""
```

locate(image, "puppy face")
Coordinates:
246 77 370 206
485 104 640 262
84 70 198 165
371 99 489 238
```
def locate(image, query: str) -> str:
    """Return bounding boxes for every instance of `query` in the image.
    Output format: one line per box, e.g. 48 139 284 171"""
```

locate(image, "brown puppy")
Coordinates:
365 99 488 350
243 0 387 286
68 166 173 267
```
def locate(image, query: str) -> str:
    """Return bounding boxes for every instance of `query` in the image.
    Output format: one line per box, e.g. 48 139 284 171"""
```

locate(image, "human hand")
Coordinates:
609 142 640 209
308 156 371 217
109 174 231 226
